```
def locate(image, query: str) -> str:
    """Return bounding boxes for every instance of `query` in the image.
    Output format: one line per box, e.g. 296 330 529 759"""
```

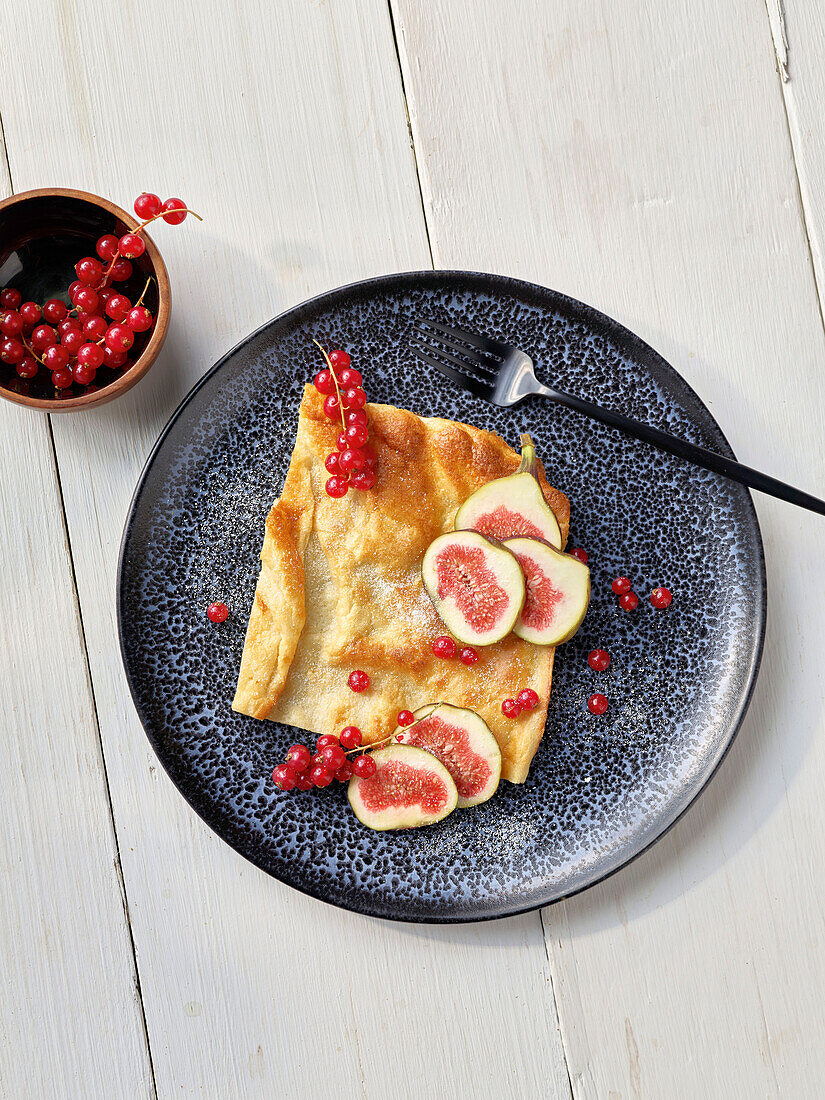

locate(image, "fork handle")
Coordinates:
538 384 825 516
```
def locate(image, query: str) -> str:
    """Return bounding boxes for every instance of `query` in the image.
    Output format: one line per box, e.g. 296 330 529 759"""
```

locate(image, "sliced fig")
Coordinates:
503 536 590 645
394 703 501 808
454 434 562 549
422 530 525 646
347 744 458 831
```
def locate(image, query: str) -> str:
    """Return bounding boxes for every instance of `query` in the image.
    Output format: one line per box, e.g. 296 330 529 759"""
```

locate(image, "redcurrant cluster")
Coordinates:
611 574 672 611
501 688 540 719
0 192 198 392
313 345 377 497
431 635 478 666
272 726 377 790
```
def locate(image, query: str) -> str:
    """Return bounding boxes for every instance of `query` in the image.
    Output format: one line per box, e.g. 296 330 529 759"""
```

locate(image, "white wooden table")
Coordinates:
3 3 825 1096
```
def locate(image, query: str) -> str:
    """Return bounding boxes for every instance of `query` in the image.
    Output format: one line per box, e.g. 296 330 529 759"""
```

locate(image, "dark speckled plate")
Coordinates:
118 271 766 922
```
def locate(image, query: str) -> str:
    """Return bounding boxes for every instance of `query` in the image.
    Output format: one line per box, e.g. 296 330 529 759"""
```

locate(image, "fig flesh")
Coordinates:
454 435 562 549
503 536 590 645
347 744 458 831
422 530 525 646
394 703 501 808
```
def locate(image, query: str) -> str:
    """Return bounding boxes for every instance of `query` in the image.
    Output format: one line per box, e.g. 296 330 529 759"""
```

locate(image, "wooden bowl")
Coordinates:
0 187 170 411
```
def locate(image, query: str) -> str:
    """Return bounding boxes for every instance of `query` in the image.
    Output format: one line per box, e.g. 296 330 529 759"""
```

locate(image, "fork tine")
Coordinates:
417 317 502 356
413 324 501 373
410 343 494 401
411 332 496 381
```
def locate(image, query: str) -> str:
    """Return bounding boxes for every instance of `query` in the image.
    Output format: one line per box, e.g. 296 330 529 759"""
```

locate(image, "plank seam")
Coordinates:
44 416 159 1100
385 0 435 267
539 909 577 1100
764 0 825 339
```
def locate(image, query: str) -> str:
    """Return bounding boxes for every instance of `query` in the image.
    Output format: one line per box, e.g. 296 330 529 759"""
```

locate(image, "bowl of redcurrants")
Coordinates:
0 187 193 411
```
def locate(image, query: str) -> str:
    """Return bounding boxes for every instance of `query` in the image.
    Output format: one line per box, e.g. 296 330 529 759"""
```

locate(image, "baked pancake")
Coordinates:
233 385 570 783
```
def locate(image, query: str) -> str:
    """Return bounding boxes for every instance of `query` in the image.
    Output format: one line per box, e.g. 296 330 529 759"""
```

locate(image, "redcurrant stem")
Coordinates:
132 206 203 235
134 277 153 308
313 339 348 434
21 335 44 365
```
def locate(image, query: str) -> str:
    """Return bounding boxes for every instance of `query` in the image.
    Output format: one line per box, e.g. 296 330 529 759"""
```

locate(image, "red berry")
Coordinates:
73 287 100 315
0 337 24 364
568 547 588 564
336 431 349 452
338 447 365 473
458 647 478 666
105 324 134 351
348 669 370 693
77 343 105 369
352 755 376 778
350 469 376 491
343 386 366 410
272 763 296 790
502 698 521 718
361 446 377 469
432 636 456 659
58 317 80 338
328 349 350 370
207 601 229 623
321 744 347 771
345 423 368 448
119 233 145 259
75 257 103 286
516 688 540 710
31 325 57 351
619 592 639 612
650 586 672 609
44 344 69 371
0 288 21 309
72 362 96 385
339 726 363 749
82 315 108 341
103 345 128 368
335 760 354 782
316 735 339 751
325 475 348 498
397 710 415 727
96 234 120 261
134 192 162 219
16 356 38 379
109 257 133 282
338 366 362 388
52 368 74 389
314 368 336 395
612 576 632 596
588 649 611 671
323 394 340 419
126 306 153 332
345 408 368 427
295 773 314 791
19 302 41 328
588 693 609 715
105 293 131 322
62 328 85 354
309 764 334 787
324 452 341 474
161 197 187 224
0 310 23 336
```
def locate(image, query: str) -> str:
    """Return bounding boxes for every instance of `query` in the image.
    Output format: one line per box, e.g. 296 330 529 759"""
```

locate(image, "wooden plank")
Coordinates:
391 0 825 1095
0 3 571 1097
0 183 155 1095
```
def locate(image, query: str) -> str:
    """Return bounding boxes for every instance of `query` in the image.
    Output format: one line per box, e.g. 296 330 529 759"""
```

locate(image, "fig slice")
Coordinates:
394 703 501 808
503 536 590 645
454 434 562 549
347 744 458 831
422 530 525 646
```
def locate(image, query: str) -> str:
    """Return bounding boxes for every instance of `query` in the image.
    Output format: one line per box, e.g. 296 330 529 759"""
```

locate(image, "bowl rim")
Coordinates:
0 186 171 412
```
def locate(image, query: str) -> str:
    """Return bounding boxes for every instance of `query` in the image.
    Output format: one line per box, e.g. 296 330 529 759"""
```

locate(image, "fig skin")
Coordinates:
503 536 591 646
393 703 502 808
422 530 525 646
347 744 458 831
454 435 562 549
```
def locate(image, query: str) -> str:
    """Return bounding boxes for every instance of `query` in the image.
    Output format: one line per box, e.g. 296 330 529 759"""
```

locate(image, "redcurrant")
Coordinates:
119 233 145 259
75 257 103 286
52 368 74 389
516 688 540 710
619 592 639 612
126 306 153 332
650 587 672 609
161 198 187 224
105 324 134 351
44 345 69 371
328 349 350 370
82 316 108 341
109 257 133 282
339 726 363 750
61 329 84 355
134 192 162 219
335 760 354 783
73 287 100 314
345 408 367 427
323 394 340 419
325 475 348 498
0 310 23 336
350 469 376 491
321 744 347 771
348 669 370 693
272 764 296 791
568 547 588 564
502 698 521 718
16 356 38 379
0 338 24 364
352 755 376 778
324 452 341 474
343 386 366 410
31 325 57 351
345 423 368 448
105 294 131 321
338 448 365 473
611 576 632 596
588 649 610 671
19 302 41 327
314 369 336 395
96 234 119 261
103 346 128 368
338 367 362 388
432 636 456 659
361 446 377 469
309 765 334 787
72 362 96 386
0 288 21 309
207 601 229 623
587 693 609 715
77 343 105 369
397 710 415 727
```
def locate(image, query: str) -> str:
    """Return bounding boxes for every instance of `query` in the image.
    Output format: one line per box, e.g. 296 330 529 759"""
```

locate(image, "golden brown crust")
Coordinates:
233 385 570 783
